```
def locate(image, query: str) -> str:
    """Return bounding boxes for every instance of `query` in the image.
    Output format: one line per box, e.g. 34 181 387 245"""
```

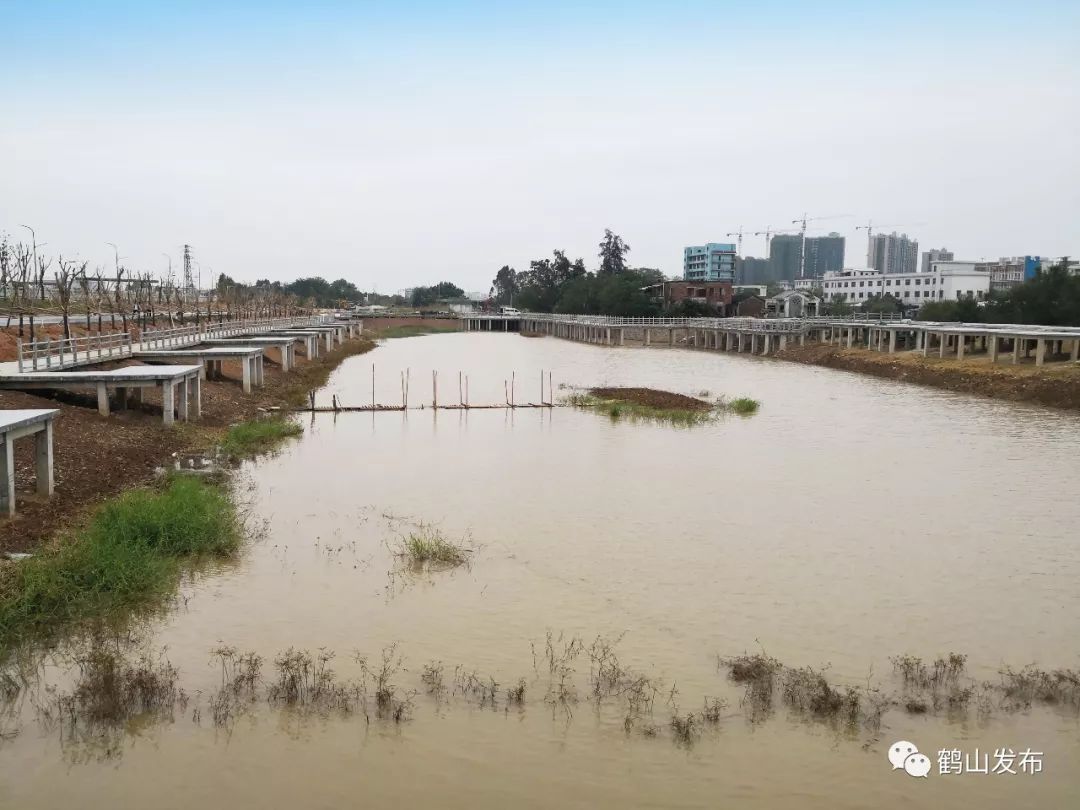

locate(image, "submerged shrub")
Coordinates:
397 528 470 567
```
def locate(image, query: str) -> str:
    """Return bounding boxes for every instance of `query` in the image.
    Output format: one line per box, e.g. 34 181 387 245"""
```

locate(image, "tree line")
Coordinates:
0 232 364 342
490 229 669 316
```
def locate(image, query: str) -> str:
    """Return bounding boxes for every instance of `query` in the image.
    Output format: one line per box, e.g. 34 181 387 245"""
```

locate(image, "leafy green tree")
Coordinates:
490 265 518 305
862 293 901 314
598 229 631 275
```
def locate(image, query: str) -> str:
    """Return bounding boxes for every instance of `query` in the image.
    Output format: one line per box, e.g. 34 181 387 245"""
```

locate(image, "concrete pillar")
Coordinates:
988 335 998 363
799 333 806 346
957 335 966 360
191 374 202 420
619 328 625 346
779 334 787 351
846 328 854 349
1036 338 1046 366
162 382 175 425
178 377 190 421
1071 339 1080 362
35 421 54 496
1012 337 1022 364
256 355 265 386
1 436 13 516
242 358 253 394
888 330 896 354
645 329 651 346
97 382 110 417
939 333 947 358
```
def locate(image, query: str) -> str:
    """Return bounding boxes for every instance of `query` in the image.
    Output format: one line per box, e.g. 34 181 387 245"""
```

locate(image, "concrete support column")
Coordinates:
939 333 947 358
645 329 651 346
888 330 896 354
957 335 966 360
1012 337 1022 364
97 382 110 417
242 357 253 393
162 382 175 425
177 378 190 422
191 374 202 420
619 328 625 346
35 421 54 496
779 335 787 351
988 335 998 363
846 328 854 349
1 437 13 516
1036 339 1046 366
1071 339 1080 362
256 355 265 386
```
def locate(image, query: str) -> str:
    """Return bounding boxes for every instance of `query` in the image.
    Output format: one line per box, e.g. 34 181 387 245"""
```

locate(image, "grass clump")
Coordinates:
220 417 302 458
0 475 240 654
397 528 470 568
722 397 760 415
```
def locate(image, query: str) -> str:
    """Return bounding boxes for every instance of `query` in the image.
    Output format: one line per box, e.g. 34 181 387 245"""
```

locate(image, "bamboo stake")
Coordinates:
549 372 553 406
372 363 375 409
432 370 437 408
458 371 463 406
511 371 515 407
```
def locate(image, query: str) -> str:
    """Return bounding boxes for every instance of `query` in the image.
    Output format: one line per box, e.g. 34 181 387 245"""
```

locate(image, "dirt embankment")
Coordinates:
775 344 1080 410
362 317 459 336
590 387 712 411
0 337 376 554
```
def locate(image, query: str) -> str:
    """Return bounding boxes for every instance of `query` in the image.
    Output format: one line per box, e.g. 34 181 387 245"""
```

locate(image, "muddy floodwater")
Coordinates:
3 332 1080 809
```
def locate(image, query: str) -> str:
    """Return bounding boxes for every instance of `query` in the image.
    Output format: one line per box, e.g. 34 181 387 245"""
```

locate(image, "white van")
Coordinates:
500 306 521 315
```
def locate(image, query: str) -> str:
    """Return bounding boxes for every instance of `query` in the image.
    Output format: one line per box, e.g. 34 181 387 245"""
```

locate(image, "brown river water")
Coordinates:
2 332 1079 808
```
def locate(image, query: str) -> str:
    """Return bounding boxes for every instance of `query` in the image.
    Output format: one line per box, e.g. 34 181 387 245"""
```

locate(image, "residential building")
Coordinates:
869 232 919 275
820 261 989 308
683 243 737 282
768 235 802 281
920 247 953 274
646 280 733 313
975 256 1043 291
736 256 770 285
802 232 845 278
734 284 768 298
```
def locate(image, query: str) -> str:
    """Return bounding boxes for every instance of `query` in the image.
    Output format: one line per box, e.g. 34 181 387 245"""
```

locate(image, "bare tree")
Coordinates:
54 257 82 340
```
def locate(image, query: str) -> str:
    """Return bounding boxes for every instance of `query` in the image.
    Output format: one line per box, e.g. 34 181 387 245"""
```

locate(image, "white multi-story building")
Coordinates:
821 261 989 308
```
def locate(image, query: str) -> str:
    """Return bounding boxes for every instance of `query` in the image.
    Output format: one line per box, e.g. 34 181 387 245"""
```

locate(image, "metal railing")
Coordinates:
13 315 334 372
510 313 810 333
16 332 132 372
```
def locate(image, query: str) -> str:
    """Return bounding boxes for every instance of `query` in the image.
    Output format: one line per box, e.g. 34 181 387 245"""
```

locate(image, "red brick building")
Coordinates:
645 281 733 314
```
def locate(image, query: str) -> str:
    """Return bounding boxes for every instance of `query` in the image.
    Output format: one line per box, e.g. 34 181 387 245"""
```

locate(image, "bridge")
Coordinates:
461 313 1080 366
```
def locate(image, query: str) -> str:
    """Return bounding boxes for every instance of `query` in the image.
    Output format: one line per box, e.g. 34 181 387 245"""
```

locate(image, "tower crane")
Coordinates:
725 226 746 256
752 225 799 256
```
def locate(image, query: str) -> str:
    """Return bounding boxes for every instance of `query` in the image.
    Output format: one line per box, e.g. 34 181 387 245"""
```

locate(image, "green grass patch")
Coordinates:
0 475 241 654
721 397 761 415
220 417 303 458
397 528 470 567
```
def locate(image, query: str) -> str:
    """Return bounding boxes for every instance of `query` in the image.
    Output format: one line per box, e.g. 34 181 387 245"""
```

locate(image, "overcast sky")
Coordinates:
2 1 1077 293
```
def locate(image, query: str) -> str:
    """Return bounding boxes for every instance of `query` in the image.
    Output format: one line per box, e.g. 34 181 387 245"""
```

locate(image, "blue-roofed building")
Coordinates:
683 243 736 282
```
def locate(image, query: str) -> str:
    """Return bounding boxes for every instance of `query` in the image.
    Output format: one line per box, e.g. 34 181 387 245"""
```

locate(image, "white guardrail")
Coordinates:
16 315 332 371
